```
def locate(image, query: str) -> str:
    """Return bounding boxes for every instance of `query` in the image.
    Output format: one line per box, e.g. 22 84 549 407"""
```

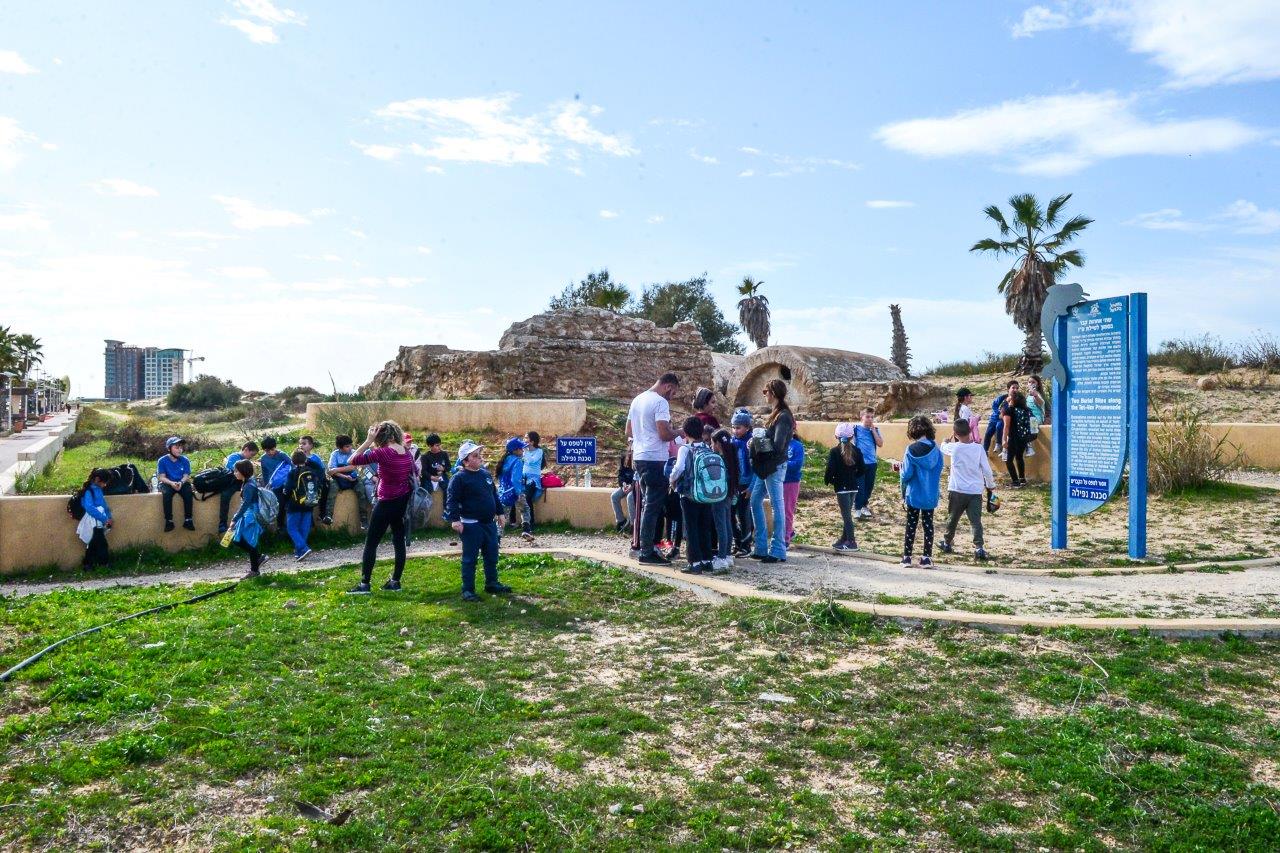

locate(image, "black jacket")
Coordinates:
421 450 452 493
617 461 635 489
824 445 865 492
444 467 500 522
751 410 795 479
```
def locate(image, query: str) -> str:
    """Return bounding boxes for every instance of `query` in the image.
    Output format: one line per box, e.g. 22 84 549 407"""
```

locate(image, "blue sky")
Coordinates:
2 1 1278 395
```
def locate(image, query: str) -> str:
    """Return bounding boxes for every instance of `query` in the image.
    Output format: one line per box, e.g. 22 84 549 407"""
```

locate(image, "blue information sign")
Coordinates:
555 436 597 465
1064 296 1129 516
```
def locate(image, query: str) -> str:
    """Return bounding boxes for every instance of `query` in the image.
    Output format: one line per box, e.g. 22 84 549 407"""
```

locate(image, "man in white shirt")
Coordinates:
626 372 679 564
939 419 996 560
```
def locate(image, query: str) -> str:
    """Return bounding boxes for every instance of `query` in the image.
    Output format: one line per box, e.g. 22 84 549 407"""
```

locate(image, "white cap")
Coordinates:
457 440 484 460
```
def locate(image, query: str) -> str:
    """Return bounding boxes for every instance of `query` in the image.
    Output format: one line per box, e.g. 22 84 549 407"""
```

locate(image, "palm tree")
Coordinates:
0 326 17 376
970 193 1091 374
736 276 771 349
13 334 43 381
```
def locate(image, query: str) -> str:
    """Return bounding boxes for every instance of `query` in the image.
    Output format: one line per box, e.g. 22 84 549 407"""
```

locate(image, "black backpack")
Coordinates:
193 467 235 499
67 488 87 521
291 467 321 508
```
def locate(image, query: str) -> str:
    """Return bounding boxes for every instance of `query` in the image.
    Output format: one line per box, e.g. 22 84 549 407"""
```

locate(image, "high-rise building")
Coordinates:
104 341 186 400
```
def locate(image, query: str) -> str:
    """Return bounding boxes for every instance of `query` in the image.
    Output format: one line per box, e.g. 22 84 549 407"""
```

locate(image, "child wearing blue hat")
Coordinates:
495 436 536 543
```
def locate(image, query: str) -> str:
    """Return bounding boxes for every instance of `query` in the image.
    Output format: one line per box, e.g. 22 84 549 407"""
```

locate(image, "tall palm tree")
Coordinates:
0 326 17 376
970 193 1091 374
13 334 43 381
736 276 771 350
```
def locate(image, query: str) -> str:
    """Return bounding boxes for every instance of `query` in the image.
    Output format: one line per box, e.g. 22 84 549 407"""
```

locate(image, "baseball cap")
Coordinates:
505 436 527 452
403 432 414 442
457 440 484 460
165 436 185 449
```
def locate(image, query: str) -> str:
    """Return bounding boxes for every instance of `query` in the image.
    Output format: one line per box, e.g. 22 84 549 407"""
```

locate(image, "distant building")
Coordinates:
104 341 186 400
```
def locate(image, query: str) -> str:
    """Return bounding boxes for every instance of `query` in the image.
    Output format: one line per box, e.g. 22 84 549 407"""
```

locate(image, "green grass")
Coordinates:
18 439 240 496
3 556 1279 849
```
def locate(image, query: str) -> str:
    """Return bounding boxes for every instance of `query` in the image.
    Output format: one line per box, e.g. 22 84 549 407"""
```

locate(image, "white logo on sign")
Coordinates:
1089 304 1101 315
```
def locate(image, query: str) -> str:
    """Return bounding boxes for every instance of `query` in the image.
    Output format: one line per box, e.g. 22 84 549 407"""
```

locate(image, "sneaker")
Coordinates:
520 531 535 543
759 555 781 564
1025 445 1036 457
900 556 913 567
732 546 751 558
710 557 730 575
183 519 195 531
321 516 333 525
920 557 934 569
638 553 672 566
260 554 271 568
615 520 628 533
461 590 482 602
656 539 673 553
347 582 372 595
832 540 846 550
241 569 260 580
680 563 704 575
485 582 512 594
974 548 989 561
382 578 402 591
847 540 859 552
939 540 954 554
296 549 312 562
164 521 175 532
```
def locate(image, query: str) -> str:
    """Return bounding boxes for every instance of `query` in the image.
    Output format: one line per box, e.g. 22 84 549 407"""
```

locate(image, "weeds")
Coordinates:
927 351 1021 377
1149 335 1237 374
1148 398 1243 493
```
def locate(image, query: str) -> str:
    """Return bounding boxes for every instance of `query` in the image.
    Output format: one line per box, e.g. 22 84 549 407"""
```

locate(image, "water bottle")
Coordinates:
151 474 159 492
583 468 592 488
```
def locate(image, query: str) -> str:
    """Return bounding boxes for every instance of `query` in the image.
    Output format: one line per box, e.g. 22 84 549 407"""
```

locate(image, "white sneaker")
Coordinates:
1025 445 1036 457
710 557 729 573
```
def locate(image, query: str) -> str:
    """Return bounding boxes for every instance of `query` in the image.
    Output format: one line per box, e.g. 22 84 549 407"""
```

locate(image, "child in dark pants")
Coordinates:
824 423 865 551
76 468 114 569
229 459 269 578
669 417 715 575
898 415 943 569
445 440 511 602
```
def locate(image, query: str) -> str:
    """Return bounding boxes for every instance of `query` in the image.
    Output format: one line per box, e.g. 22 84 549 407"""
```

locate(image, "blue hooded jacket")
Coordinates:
899 438 943 510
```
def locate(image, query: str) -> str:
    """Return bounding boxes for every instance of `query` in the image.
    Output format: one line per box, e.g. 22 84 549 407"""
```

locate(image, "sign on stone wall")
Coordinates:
555 436 597 466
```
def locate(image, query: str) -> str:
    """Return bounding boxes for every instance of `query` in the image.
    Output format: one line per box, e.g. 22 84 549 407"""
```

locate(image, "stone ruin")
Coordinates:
363 307 949 419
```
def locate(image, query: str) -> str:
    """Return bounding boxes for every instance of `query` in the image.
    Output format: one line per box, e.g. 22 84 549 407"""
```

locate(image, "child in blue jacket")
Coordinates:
898 415 943 568
77 468 114 569
729 409 755 555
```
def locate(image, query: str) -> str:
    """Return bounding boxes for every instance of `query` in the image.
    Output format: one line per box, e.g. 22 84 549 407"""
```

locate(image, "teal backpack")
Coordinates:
689 445 728 505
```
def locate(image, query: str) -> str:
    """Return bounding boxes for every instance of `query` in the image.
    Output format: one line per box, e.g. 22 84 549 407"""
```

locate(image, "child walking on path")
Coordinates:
669 417 716 575
899 415 943 568
939 419 996 561
76 468 114 570
824 424 865 551
283 450 315 561
1001 390 1034 487
445 440 512 602
782 436 804 545
229 459 268 577
853 409 883 519
496 437 536 543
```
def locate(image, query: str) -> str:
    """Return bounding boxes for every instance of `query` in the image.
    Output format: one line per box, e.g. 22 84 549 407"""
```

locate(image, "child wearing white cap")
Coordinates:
444 441 511 602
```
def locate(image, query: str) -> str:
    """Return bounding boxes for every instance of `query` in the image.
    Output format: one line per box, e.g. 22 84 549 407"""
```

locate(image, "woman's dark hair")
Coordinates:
234 459 255 479
711 428 738 482
952 387 972 423
907 414 936 441
1006 379 1020 390
693 387 715 412
682 416 703 440
291 450 307 465
526 431 540 446
840 438 855 467
765 379 791 427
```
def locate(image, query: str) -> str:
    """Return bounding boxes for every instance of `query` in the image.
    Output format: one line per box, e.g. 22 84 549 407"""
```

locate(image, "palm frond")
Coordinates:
1044 193 1072 226
969 237 1016 255
1055 249 1085 268
995 267 1017 294
981 204 1010 236
1050 214 1093 243
1008 193 1043 232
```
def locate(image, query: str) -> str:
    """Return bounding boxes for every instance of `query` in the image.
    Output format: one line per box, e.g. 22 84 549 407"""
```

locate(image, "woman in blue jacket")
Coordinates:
898 415 943 568
77 468 114 570
229 459 267 577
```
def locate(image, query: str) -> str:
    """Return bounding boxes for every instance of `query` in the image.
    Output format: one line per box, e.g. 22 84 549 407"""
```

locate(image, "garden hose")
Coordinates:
0 582 239 684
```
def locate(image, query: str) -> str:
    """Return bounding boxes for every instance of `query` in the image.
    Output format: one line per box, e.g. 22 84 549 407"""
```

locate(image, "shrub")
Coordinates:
927 352 1021 377
1238 332 1280 373
1148 398 1242 493
74 406 110 435
1149 335 1236 375
312 401 393 444
166 375 243 411
63 430 97 450
108 418 207 459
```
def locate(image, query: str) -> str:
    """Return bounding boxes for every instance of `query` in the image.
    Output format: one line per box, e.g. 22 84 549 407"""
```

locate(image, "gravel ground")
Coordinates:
5 531 1280 620
1226 470 1280 490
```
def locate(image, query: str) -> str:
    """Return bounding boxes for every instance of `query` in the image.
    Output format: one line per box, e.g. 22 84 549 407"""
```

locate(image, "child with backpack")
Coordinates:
782 436 805 546
218 440 258 534
74 468 114 570
668 416 722 575
496 437 536 543
710 428 739 572
898 415 943 568
283 450 318 561
853 409 883 519
229 459 270 577
824 424 865 551
729 409 755 555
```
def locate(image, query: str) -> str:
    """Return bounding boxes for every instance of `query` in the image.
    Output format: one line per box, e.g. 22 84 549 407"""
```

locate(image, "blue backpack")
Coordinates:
497 457 521 507
689 445 729 505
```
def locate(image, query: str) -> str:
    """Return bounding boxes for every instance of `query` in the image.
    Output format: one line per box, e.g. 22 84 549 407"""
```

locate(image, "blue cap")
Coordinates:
730 409 753 427
506 436 527 452
165 435 185 449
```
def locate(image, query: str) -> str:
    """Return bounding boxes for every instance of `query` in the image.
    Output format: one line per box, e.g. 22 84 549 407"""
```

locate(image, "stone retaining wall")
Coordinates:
305 399 587 438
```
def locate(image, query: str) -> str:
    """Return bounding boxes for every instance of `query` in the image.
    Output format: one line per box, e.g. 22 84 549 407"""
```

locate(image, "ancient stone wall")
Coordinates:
362 307 715 402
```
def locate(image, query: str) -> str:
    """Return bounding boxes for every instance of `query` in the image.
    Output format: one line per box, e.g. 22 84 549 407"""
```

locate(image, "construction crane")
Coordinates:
185 352 205 382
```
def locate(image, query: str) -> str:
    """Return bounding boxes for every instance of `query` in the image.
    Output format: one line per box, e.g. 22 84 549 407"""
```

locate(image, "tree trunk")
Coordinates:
1018 322 1045 375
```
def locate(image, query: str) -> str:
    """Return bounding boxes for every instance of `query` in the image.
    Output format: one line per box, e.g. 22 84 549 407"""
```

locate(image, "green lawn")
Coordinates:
2 555 1278 849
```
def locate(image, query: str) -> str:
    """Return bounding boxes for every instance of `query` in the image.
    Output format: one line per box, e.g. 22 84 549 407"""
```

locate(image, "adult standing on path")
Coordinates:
345 420 417 594
749 379 795 564
627 372 680 565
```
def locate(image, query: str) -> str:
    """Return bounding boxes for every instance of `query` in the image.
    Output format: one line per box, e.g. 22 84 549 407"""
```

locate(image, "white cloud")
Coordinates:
352 142 401 161
738 169 755 178
423 165 445 174
170 229 237 241
222 0 305 45
875 91 1262 175
1125 208 1208 231
372 94 634 167
347 228 368 239
415 246 433 255
215 265 272 279
598 209 619 220
1013 1 1280 88
689 148 719 165
41 142 58 151
0 116 36 171
0 207 51 231
646 215 665 224
1011 5 1072 38
1221 199 1280 234
92 178 159 197
738 145 859 176
866 199 915 209
0 49 38 75
212 195 310 229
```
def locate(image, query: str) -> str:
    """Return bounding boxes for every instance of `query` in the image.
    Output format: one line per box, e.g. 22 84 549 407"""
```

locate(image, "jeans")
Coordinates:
680 496 715 567
783 481 800 544
218 482 240 528
236 538 263 572
324 478 372 526
983 419 1003 451
524 481 540 529
285 510 312 556
610 486 631 525
634 460 668 557
750 466 787 559
712 497 732 560
361 492 410 584
460 520 500 593
161 482 194 523
854 465 877 511
837 492 857 543
943 492 984 549
731 491 754 551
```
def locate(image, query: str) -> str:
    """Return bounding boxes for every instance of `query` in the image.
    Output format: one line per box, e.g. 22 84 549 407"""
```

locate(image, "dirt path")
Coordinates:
6 532 1280 620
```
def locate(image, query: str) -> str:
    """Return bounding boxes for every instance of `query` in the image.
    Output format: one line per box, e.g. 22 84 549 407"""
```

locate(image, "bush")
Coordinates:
312 401 393 443
166 375 243 411
1149 335 1236 375
74 406 110 435
927 352 1021 377
1148 398 1242 493
1238 332 1280 373
63 431 97 450
108 418 207 459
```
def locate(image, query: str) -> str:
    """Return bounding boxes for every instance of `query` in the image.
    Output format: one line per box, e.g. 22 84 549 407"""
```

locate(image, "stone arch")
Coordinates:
728 345 908 418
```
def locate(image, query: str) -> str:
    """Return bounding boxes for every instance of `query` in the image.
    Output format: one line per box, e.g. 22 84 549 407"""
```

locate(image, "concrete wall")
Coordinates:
795 420 1280 482
305 399 587 438
0 484 625 576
